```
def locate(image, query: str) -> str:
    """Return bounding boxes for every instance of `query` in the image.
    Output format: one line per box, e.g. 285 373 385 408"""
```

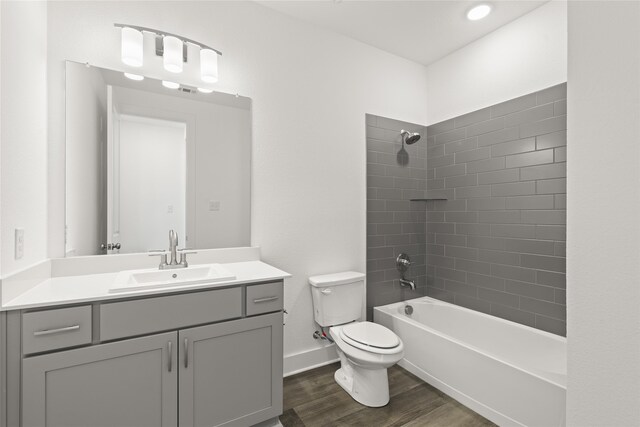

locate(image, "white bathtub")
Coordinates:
374 297 566 427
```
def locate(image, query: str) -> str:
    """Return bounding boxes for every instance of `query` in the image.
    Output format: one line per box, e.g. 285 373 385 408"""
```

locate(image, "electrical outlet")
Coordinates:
15 228 24 260
208 200 220 211
167 204 174 213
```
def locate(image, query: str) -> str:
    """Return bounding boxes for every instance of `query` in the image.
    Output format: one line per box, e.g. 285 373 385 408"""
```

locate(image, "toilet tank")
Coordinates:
309 271 365 327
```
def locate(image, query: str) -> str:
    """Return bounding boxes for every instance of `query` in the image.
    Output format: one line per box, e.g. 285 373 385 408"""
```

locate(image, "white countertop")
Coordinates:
2 261 290 311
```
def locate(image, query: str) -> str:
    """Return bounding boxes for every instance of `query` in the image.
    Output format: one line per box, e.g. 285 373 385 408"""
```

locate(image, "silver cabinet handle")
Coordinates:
184 338 189 369
33 325 80 336
253 296 278 304
168 341 173 372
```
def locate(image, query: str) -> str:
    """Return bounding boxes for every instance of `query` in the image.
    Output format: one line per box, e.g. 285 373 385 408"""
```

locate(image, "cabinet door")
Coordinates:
22 331 178 427
179 312 283 427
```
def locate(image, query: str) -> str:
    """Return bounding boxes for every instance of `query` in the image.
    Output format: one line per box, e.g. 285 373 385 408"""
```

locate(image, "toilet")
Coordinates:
309 271 404 407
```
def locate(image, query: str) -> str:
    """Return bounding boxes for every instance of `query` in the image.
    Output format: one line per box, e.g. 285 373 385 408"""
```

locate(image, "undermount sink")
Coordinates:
109 263 236 293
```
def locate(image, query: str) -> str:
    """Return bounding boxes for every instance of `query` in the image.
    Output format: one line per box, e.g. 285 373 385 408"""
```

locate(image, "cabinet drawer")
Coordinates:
100 287 242 341
246 282 283 316
22 306 92 354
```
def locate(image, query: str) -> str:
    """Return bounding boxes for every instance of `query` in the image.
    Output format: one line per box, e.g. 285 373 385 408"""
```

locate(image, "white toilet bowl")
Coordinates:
308 271 404 407
329 321 404 407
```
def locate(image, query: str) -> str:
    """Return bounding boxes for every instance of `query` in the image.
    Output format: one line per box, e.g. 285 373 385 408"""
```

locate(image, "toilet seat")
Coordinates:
338 322 402 355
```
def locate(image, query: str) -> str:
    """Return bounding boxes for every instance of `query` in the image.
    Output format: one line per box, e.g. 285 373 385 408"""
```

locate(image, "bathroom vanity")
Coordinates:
0 255 288 427
0 53 286 426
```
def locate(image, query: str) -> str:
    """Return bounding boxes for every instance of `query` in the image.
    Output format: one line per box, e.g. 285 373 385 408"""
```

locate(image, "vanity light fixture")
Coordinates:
120 27 144 67
200 49 218 83
115 24 221 82
163 35 183 73
162 80 180 89
124 72 144 81
467 4 492 21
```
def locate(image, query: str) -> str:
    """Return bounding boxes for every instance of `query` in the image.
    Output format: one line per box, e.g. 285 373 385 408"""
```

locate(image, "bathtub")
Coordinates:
374 297 566 427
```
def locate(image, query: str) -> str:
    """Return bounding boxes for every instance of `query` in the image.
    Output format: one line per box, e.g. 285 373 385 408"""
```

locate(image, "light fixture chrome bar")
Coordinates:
114 23 222 56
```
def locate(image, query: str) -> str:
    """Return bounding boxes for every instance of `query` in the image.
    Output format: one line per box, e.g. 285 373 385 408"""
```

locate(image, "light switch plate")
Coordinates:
209 200 220 211
15 228 24 260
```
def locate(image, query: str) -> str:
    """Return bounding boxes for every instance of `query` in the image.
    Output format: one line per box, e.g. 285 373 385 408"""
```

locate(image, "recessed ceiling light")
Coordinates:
123 72 144 81
197 87 214 94
162 80 180 89
467 4 492 21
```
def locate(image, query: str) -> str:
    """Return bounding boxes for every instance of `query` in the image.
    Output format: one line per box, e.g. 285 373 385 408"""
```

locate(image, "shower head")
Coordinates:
401 129 421 145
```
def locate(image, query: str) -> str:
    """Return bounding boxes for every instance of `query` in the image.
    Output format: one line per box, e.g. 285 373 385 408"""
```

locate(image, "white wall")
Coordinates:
566 1 640 425
0 1 48 276
425 1 567 124
46 1 428 369
65 64 107 256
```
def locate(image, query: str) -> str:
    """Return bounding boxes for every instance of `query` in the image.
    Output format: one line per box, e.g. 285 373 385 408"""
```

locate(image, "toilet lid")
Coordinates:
340 322 400 349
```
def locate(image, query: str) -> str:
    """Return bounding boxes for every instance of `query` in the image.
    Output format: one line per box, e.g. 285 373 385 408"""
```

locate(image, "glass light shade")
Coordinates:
467 4 491 21
200 49 218 83
121 27 143 67
124 72 144 81
163 36 183 73
162 80 180 89
197 87 214 94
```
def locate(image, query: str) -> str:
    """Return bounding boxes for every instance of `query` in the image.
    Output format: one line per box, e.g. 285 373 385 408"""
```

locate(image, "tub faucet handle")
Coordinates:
396 253 412 273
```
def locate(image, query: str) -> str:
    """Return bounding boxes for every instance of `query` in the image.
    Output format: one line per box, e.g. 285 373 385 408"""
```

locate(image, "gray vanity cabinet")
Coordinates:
178 312 283 427
10 281 284 427
21 331 178 427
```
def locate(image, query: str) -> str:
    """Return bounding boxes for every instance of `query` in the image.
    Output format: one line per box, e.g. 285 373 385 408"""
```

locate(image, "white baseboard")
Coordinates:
252 416 282 427
283 344 339 377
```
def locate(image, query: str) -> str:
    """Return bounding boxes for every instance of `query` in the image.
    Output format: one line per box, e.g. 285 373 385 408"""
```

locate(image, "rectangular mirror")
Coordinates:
65 61 251 256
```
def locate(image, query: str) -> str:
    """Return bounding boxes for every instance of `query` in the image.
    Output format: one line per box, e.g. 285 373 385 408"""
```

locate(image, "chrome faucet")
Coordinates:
169 229 179 266
399 278 416 291
396 253 417 291
149 230 197 270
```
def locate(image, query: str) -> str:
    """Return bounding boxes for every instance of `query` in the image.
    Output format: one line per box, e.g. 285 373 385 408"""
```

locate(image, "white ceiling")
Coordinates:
258 0 548 66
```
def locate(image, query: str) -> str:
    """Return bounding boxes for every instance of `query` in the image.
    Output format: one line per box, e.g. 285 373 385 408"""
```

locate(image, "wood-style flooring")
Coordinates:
280 363 495 427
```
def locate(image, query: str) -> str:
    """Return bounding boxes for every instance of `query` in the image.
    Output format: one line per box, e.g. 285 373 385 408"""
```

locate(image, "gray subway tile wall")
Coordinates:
366 115 428 320
425 83 567 336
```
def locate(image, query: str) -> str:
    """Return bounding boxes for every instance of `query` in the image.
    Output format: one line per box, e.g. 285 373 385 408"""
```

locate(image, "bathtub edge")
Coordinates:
397 358 525 427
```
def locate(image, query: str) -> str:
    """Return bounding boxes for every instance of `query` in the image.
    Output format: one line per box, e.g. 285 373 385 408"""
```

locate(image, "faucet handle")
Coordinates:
178 249 197 268
149 250 169 268
177 248 197 258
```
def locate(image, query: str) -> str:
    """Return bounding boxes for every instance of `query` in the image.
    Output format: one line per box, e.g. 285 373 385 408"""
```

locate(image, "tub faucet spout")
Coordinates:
400 279 416 291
